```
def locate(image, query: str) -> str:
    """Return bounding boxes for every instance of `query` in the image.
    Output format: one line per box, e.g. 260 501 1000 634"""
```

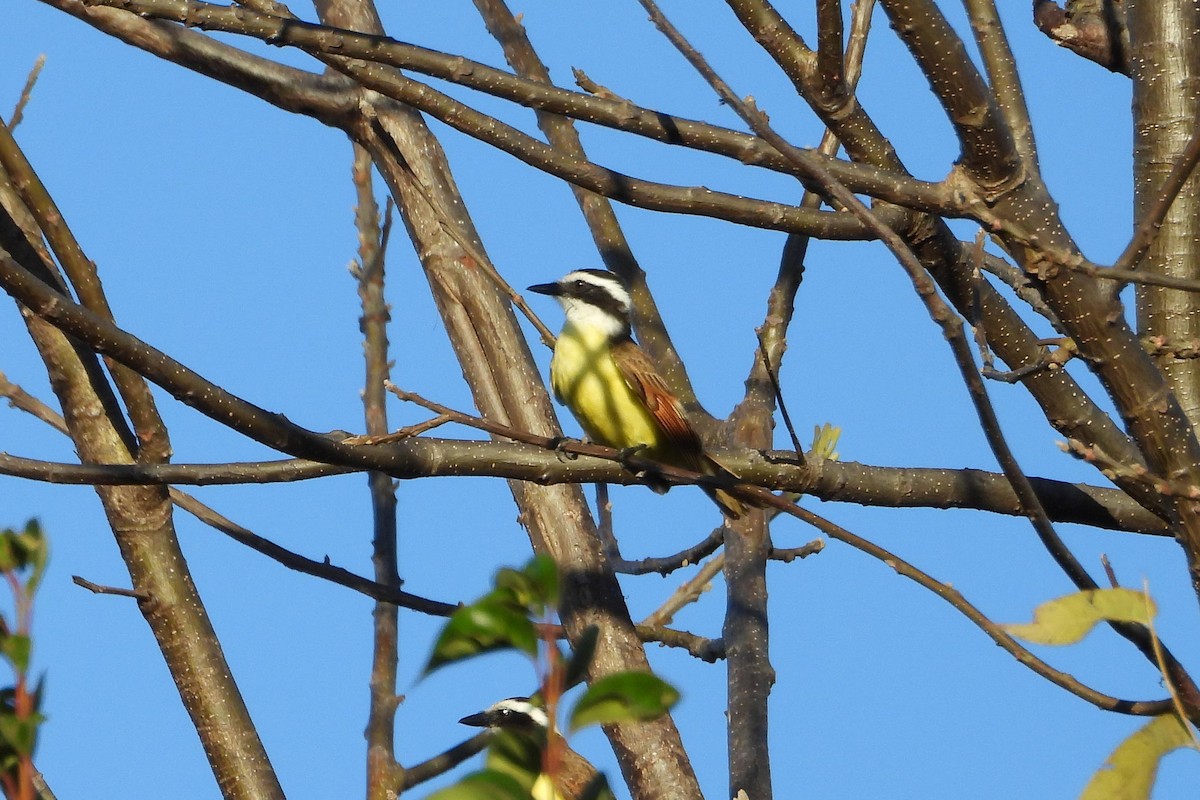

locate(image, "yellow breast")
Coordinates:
550 324 663 454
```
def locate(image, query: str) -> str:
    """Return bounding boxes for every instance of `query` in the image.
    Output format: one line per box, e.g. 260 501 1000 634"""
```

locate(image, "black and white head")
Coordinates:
459 697 550 732
528 269 632 339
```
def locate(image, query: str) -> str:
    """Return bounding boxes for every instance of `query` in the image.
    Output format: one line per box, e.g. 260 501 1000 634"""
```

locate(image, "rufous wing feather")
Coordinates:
611 338 749 518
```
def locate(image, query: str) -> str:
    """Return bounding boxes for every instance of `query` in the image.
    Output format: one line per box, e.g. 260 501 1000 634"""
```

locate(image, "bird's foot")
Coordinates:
548 436 579 461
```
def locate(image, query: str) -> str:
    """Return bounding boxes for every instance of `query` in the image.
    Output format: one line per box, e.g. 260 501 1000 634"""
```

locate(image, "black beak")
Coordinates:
458 711 491 728
527 282 562 297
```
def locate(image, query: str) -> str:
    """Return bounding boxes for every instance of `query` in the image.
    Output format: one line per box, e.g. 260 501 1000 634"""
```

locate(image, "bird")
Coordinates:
459 697 613 800
528 268 748 518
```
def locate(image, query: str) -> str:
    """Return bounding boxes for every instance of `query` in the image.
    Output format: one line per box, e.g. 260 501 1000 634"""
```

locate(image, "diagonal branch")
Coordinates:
0 118 170 462
471 0 705 420
878 0 1022 188
964 0 1040 168
40 0 355 123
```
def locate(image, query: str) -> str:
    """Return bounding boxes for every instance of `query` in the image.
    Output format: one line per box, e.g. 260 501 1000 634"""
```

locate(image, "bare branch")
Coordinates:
964 0 1039 167
78 0 957 219
353 144 405 800
768 538 824 562
39 0 354 122
8 55 46 130
634 626 725 662
641 554 725 628
1110 120 1200 284
0 117 171 462
609 528 726 576
71 575 147 599
1034 0 1130 74
400 733 490 791
789 502 1174 718
879 0 1022 187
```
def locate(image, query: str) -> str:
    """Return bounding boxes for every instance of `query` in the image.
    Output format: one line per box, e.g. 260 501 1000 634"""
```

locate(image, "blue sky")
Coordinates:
4 1 1200 797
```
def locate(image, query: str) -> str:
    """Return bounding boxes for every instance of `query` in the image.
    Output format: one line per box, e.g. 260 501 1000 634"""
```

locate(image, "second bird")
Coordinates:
528 269 747 518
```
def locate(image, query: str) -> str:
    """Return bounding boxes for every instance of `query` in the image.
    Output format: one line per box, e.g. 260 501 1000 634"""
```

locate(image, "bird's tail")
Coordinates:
700 454 766 520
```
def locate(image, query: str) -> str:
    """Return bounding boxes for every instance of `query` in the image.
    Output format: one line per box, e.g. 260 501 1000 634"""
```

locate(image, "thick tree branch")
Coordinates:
1034 0 1131 74
1 234 283 800
471 0 704 421
0 449 1169 536
879 0 1023 188
0 120 171 462
964 0 1040 168
313 0 704 791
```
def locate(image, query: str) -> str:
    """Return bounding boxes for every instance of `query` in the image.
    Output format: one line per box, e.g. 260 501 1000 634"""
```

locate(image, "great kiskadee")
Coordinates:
528 269 747 518
460 697 613 800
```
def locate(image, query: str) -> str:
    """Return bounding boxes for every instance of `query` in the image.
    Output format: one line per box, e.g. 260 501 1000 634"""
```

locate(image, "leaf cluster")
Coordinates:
423 556 679 799
0 520 48 795
1007 588 1197 799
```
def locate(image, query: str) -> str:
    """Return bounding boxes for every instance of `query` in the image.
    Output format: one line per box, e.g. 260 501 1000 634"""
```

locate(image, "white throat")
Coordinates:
557 294 628 340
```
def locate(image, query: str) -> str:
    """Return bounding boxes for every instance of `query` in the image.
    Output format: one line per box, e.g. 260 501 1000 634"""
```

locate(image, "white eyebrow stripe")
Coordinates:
489 698 550 728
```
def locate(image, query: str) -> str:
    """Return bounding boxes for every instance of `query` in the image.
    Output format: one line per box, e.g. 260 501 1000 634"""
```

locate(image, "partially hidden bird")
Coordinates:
528 269 748 518
459 697 613 800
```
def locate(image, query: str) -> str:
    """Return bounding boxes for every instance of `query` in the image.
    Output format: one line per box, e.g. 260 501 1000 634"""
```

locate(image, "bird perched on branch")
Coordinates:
460 697 612 800
528 269 749 518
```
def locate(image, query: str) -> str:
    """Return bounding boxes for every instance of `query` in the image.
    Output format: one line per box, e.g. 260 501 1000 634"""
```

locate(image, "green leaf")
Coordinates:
1004 588 1155 645
424 769 533 800
492 555 559 614
424 599 538 675
1080 714 1194 800
18 520 48 594
568 672 679 732
0 635 30 674
563 626 599 691
0 712 41 758
484 729 543 790
0 533 17 574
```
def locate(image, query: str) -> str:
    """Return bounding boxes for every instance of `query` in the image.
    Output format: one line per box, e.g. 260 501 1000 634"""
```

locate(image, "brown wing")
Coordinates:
610 338 704 460
612 340 750 518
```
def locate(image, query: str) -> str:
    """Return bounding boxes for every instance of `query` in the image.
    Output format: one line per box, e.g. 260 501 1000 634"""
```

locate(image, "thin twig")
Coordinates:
768 538 824 562
787 505 1170 717
641 554 725 628
170 490 457 615
8 56 46 131
400 733 491 791
634 625 725 662
1144 580 1200 748
1109 119 1200 292
755 333 804 460
71 575 147 600
594 483 619 562
1061 438 1200 500
1101 554 1119 588
610 528 725 576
